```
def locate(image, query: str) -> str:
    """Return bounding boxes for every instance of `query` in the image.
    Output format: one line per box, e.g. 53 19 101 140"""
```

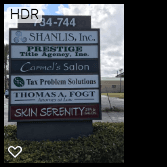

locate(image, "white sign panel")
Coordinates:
11 45 98 59
11 89 99 104
11 30 98 44
11 75 99 89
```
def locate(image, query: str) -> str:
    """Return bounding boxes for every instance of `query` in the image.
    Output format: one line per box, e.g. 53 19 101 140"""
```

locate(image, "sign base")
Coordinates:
17 120 93 141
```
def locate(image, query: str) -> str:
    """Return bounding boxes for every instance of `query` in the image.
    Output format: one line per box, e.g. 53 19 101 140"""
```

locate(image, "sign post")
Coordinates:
9 15 101 141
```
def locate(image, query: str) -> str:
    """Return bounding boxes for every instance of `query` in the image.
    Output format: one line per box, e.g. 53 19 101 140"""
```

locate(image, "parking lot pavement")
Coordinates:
4 104 17 126
101 95 124 111
93 111 124 123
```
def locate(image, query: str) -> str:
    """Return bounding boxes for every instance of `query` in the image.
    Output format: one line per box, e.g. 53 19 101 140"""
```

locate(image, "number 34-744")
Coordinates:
34 18 76 27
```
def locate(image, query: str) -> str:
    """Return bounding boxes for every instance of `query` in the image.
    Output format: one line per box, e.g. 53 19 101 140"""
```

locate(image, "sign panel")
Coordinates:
11 75 98 89
11 45 98 59
10 104 99 121
11 30 98 44
11 89 99 104
11 60 99 74
18 16 91 30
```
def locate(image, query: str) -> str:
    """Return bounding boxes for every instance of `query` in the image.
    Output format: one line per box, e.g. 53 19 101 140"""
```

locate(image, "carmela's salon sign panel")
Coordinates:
11 89 99 104
10 30 98 44
11 45 98 59
11 75 98 89
11 60 98 74
10 104 99 121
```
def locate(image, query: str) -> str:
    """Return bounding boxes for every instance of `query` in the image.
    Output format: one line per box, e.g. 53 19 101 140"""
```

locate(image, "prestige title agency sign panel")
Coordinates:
11 45 98 59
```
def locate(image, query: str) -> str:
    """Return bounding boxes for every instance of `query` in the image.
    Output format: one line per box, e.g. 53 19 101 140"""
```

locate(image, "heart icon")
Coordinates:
8 146 22 158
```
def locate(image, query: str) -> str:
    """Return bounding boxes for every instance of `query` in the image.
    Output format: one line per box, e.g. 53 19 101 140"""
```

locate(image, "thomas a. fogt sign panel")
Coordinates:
9 16 101 122
11 89 99 104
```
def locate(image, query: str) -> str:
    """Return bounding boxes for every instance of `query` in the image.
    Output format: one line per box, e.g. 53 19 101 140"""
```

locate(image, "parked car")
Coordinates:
5 89 9 98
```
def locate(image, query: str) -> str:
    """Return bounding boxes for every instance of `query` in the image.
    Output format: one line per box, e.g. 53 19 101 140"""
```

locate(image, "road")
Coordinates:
4 95 124 126
4 96 17 126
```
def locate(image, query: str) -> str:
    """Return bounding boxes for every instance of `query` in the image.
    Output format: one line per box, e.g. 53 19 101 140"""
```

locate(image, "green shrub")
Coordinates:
4 122 124 163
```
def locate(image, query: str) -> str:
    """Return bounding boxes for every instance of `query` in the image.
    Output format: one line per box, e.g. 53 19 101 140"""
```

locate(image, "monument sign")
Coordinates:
8 15 101 141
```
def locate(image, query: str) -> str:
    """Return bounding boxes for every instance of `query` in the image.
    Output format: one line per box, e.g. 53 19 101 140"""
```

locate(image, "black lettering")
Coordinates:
43 46 49 52
27 46 34 52
75 91 81 97
28 92 35 97
58 92 65 97
31 9 38 19
35 46 42 52
51 92 56 97
44 34 50 41
36 92 43 97
68 33 75 41
57 46 64 52
50 46 56 52
51 33 58 41
20 52 25 56
11 9 19 19
45 92 50 97
29 33 35 41
37 33 43 41
21 9 29 19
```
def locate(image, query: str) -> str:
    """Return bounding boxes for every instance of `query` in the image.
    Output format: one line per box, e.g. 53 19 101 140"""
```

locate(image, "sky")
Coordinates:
4 4 124 78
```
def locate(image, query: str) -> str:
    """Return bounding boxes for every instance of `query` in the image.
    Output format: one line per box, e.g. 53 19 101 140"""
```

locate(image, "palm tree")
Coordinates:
4 44 9 90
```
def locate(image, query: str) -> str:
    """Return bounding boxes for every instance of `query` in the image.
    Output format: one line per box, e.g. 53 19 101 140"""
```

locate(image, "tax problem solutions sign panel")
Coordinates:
9 15 101 122
11 75 99 89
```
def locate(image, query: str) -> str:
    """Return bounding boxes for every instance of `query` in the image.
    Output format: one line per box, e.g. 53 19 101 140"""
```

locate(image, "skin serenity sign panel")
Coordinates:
9 28 101 122
10 104 100 121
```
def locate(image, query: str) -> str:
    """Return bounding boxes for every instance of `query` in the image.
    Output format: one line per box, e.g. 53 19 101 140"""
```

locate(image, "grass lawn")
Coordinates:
101 93 124 99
